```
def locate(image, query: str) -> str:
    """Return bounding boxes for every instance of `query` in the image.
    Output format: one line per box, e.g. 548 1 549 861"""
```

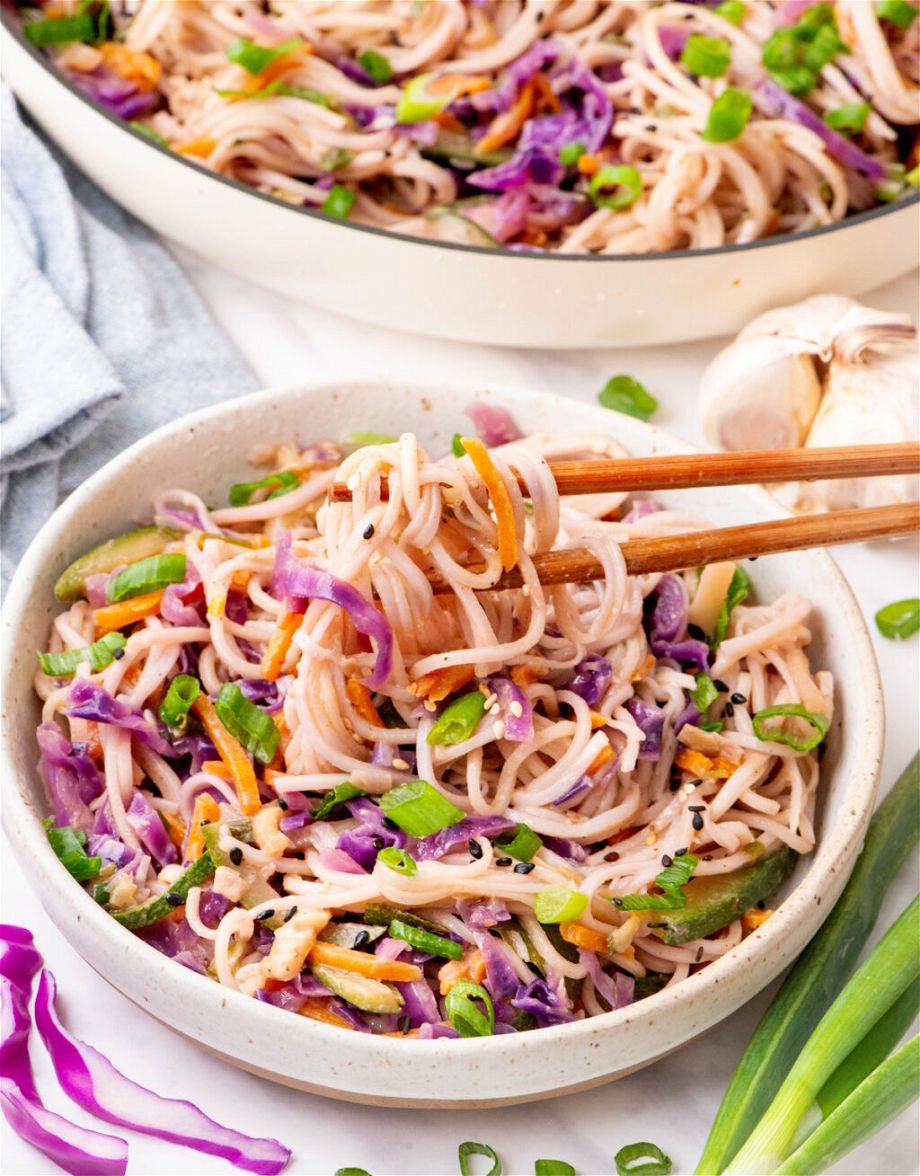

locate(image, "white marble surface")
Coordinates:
2 258 918 1176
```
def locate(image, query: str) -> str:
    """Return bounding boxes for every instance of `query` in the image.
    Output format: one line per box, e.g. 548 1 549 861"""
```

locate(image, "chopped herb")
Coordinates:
691 672 719 714
614 853 700 910
358 49 393 83
599 374 658 421
313 782 365 820
228 470 299 506
710 566 751 649
448 984 495 1038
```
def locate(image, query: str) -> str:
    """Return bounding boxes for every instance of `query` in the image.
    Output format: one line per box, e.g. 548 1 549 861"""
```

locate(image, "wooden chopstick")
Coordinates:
330 442 920 503
428 502 920 593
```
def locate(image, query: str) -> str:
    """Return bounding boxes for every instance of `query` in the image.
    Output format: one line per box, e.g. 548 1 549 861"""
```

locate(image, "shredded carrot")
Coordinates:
260 612 301 681
85 723 104 764
161 810 188 853
560 922 609 953
99 42 161 89
201 760 232 781
346 677 383 727
408 664 476 702
230 570 251 590
175 138 217 158
478 78 535 154
309 941 422 982
93 589 164 635
631 653 656 682
460 437 519 572
532 72 561 114
589 711 608 730
192 695 261 816
428 73 491 99
577 153 600 176
438 949 486 995
742 908 774 930
242 43 313 92
184 794 220 862
299 999 355 1030
587 743 616 776
510 664 540 688
434 111 467 133
674 748 735 780
384 1028 422 1038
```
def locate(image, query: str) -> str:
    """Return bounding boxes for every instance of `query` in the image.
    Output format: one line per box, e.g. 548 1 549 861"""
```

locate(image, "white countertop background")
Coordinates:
2 259 918 1176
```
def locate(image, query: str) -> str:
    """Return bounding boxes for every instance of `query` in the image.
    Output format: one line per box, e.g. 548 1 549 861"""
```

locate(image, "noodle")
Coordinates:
34 419 834 1036
18 0 919 253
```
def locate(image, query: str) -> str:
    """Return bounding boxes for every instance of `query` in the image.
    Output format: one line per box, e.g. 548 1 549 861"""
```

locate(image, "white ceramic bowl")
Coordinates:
1 379 883 1107
3 18 918 350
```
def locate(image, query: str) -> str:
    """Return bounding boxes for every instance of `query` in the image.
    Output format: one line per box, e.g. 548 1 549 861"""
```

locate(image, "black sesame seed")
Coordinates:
749 556 759 562
514 862 535 874
688 805 705 813
353 928 370 948
283 906 298 923
703 854 713 861
607 851 620 862
525 960 542 976
714 680 730 693
278 798 289 810
382 817 398 831
692 813 705 831
725 702 735 718
496 856 512 867
113 647 126 660
661 854 673 868
488 927 502 938
674 847 689 857
229 847 243 866
644 122 657 131
165 891 183 907
259 909 275 922
399 1015 412 1035
647 922 668 928
731 692 746 705
756 900 766 910
469 839 483 860
612 897 624 907
695 946 704 962
363 523 375 540
669 779 681 792
372 836 385 850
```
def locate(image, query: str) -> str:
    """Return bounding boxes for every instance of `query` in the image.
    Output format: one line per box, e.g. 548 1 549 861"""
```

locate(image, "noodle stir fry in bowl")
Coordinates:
2 382 881 1103
10 0 919 253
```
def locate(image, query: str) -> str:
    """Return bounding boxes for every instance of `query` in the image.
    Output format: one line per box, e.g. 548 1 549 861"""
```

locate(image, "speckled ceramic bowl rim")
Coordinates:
1 378 883 1076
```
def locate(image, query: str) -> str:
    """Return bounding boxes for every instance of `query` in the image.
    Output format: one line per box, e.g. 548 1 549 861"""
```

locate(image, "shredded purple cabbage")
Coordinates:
237 680 283 713
65 67 156 120
413 815 514 861
67 681 173 757
565 653 613 707
36 723 103 831
336 798 405 870
474 931 521 1001
511 975 577 1026
579 949 635 1010
463 402 524 447
161 565 203 628
623 698 665 761
125 791 177 867
646 577 710 672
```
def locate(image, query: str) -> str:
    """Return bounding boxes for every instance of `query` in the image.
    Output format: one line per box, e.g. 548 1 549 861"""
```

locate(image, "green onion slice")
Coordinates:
426 691 486 746
396 73 451 124
458 1141 501 1176
342 431 397 450
216 82 331 106
702 86 753 141
447 983 495 1038
615 853 700 911
877 0 918 27
680 34 732 77
494 823 542 862
23 14 96 45
875 598 920 640
691 672 718 714
614 1141 673 1176
714 0 746 24
752 703 829 753
228 470 300 507
214 682 280 764
559 141 586 166
45 823 103 883
598 374 658 421
824 101 871 134
451 433 466 457
379 780 464 837
37 632 126 678
106 554 187 603
159 674 201 733
358 49 393 83
333 1169 373 1176
226 36 303 75
535 1162 576 1176
130 122 169 146
377 849 417 877
389 918 463 959
699 720 724 733
588 164 643 210
322 184 356 219
312 781 365 820
710 565 751 649
534 886 589 924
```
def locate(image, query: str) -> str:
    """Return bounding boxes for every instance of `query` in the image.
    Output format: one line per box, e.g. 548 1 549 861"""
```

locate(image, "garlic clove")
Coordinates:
700 334 822 451
737 294 862 358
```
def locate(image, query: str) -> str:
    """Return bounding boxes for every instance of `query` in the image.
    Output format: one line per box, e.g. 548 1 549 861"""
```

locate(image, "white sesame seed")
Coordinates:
509 701 523 718
492 720 505 740
483 693 498 710
424 699 437 712
645 831 657 847
522 585 530 597
488 703 501 716
392 758 409 771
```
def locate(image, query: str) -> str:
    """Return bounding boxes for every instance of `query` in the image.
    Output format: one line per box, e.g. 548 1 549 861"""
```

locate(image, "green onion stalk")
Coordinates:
725 893 920 1173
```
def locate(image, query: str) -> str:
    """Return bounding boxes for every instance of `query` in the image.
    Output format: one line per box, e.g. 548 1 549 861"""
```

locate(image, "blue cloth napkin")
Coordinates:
0 86 259 588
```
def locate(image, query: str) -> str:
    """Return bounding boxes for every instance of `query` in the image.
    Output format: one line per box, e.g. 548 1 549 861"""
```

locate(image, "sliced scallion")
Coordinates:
598 374 658 421
681 34 732 77
46 823 102 883
214 682 280 764
614 1142 673 1175
459 1141 501 1176
447 982 495 1038
614 854 699 911
106 553 186 603
534 886 588 924
714 0 746 24
358 49 392 83
377 849 417 877
228 470 299 507
751 703 828 753
226 36 303 75
877 0 918 27
494 823 542 862
535 1162 576 1176
23 13 95 45
389 918 462 959
691 671 719 713
875 598 920 640
823 101 871 134
451 433 466 457
710 565 750 649
313 781 365 820
588 165 642 210
159 674 200 733
701 87 753 142
130 122 168 146
395 73 450 124
426 691 486 745
342 431 397 450
559 141 587 166
322 184 356 219
378 780 464 837
37 632 126 678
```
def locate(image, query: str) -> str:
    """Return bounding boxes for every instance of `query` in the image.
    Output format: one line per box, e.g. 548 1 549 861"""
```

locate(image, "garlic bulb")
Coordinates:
700 294 919 514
